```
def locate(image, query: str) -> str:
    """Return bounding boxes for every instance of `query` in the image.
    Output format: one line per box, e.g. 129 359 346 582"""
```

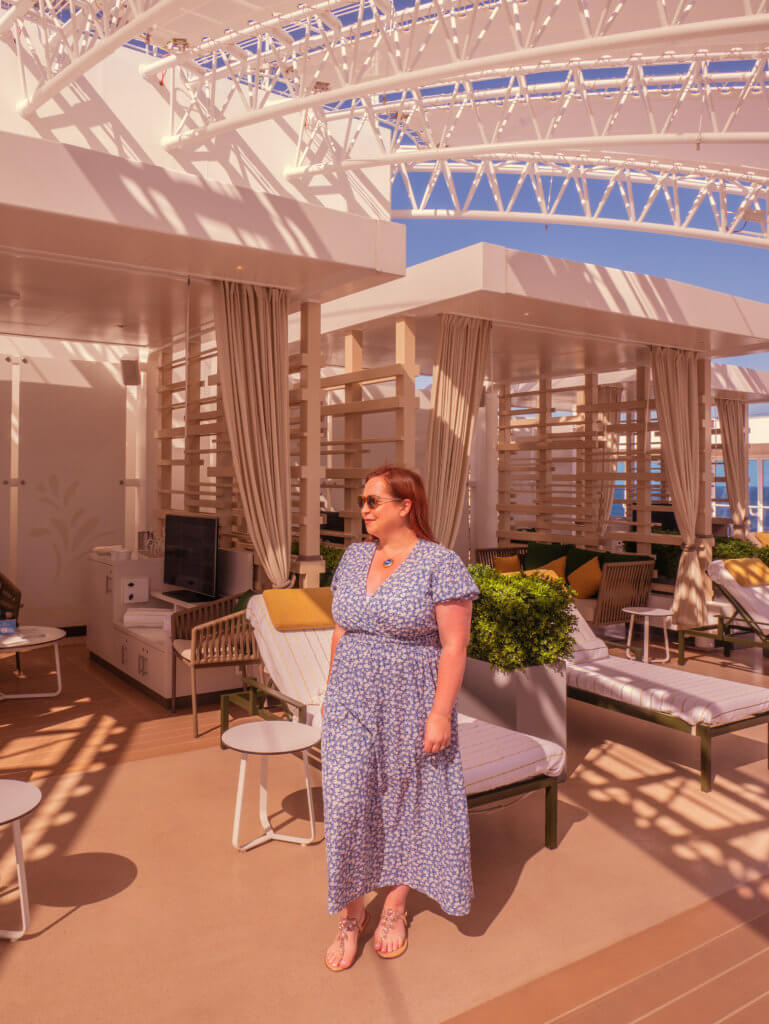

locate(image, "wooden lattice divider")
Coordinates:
497 369 686 554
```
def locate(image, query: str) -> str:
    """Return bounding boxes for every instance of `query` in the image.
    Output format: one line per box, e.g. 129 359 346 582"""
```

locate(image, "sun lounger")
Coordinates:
567 611 769 791
677 559 769 663
220 594 567 849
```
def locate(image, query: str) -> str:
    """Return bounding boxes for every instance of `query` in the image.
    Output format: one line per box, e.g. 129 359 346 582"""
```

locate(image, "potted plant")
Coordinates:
458 564 577 748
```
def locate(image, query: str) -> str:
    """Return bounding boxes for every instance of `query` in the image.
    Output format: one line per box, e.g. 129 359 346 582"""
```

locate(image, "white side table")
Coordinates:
623 606 673 664
0 780 42 941
221 720 321 852
0 627 65 700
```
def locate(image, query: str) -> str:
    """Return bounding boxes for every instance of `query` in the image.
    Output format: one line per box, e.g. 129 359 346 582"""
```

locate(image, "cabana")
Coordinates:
319 243 769 629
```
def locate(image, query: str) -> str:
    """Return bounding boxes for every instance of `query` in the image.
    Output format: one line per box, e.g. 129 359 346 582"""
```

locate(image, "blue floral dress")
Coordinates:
321 539 480 916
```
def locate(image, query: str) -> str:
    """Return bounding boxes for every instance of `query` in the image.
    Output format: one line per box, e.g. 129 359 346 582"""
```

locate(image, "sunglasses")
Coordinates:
356 495 401 511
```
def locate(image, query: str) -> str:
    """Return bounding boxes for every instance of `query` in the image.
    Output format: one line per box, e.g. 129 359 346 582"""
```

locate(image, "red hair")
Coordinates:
364 465 437 543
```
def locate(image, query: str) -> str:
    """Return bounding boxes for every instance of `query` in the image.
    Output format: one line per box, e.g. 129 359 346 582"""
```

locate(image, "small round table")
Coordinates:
0 627 65 701
0 779 42 941
623 606 673 664
221 720 322 852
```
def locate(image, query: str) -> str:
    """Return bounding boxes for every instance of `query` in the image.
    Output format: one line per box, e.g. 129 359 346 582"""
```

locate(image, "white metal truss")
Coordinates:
390 154 769 247
137 0 769 150
287 51 769 176
4 0 183 117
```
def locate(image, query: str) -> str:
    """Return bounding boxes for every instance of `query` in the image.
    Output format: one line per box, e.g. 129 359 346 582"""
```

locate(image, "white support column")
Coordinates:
395 318 417 469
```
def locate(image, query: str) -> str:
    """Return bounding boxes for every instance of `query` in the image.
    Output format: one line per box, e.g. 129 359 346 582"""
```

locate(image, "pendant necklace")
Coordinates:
383 557 394 567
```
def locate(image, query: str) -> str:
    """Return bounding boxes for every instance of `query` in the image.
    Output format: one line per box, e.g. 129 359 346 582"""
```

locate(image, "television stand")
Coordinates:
163 589 216 604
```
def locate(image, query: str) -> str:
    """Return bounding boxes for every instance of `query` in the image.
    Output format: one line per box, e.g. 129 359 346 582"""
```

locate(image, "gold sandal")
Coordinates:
324 909 370 972
374 907 409 960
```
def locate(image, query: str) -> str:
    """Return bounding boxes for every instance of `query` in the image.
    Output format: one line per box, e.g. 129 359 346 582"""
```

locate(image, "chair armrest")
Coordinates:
172 595 238 641
189 609 257 663
241 674 311 723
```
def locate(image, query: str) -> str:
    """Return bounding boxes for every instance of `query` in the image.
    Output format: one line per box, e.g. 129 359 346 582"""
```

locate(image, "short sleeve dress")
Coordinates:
321 538 480 916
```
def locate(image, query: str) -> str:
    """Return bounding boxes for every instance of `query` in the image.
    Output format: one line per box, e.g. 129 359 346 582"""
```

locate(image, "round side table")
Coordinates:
0 627 66 701
0 780 42 941
623 606 673 664
221 720 322 852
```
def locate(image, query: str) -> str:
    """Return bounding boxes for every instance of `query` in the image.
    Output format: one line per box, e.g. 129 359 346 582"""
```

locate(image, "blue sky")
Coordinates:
400 219 769 380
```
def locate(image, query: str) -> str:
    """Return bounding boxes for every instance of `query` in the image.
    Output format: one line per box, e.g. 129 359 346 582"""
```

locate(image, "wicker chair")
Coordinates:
0 570 23 674
171 597 259 737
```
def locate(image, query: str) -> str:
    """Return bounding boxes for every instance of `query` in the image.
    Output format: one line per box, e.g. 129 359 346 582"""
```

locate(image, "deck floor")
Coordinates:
2 639 769 1023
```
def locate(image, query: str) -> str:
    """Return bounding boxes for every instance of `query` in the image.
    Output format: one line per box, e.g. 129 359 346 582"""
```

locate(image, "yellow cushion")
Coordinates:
262 587 335 631
567 556 603 600
523 568 561 582
723 559 769 587
493 554 521 573
754 533 769 547
526 555 566 579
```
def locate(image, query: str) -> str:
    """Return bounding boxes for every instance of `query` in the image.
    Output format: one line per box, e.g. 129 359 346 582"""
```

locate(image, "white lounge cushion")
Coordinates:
457 713 565 794
708 560 769 628
246 594 333 707
172 639 191 662
567 654 769 729
570 608 609 664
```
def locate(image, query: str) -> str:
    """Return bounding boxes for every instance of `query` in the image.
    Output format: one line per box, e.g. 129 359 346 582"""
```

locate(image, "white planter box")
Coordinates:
457 658 567 749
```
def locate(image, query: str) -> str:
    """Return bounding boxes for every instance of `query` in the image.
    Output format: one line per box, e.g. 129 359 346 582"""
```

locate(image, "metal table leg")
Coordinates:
0 821 31 941
0 641 63 700
232 752 317 852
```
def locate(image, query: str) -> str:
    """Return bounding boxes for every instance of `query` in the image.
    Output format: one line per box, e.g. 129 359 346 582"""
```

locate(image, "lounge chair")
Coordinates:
567 611 769 791
220 593 567 849
677 559 769 663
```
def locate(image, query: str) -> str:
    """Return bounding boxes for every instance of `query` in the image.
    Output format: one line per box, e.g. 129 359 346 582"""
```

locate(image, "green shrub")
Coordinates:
466 564 576 672
320 542 345 587
712 537 763 562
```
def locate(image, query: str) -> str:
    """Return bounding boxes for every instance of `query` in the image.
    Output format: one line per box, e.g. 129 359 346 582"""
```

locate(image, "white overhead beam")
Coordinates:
287 132 769 177
392 208 769 249
0 0 36 37
17 0 185 118
160 12 769 149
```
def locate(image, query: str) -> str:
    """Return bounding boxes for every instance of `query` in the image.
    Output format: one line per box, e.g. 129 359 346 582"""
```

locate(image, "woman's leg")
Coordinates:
325 895 368 969
374 884 409 954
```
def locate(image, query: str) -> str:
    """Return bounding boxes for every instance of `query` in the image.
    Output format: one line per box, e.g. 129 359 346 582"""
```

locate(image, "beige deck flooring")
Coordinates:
1 640 769 1022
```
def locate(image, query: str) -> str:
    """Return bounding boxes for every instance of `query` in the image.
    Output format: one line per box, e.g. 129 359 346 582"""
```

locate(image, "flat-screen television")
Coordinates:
163 514 218 602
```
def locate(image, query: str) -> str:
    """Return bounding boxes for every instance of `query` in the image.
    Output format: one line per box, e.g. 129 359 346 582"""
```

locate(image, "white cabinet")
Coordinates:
86 557 115 663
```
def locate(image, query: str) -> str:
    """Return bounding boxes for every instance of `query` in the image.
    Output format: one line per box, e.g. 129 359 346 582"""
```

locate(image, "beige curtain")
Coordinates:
651 348 708 627
716 397 751 540
424 314 491 547
596 383 623 543
214 281 293 588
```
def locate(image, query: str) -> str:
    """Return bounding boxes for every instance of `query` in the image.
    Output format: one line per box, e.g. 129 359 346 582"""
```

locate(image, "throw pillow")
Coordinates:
525 541 566 569
524 555 567 581
724 558 769 587
493 554 521 573
567 556 602 599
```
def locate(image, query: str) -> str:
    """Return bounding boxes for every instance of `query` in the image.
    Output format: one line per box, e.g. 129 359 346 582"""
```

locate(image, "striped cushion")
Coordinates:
567 655 769 728
457 714 565 794
570 608 609 663
246 595 332 706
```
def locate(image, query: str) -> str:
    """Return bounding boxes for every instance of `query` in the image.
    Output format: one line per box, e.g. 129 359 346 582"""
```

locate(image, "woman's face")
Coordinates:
360 476 411 538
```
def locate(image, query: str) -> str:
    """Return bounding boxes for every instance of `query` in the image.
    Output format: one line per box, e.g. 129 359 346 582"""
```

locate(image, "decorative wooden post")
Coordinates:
294 301 324 587
536 375 551 534
696 357 714 604
395 317 417 468
635 367 652 555
343 329 364 545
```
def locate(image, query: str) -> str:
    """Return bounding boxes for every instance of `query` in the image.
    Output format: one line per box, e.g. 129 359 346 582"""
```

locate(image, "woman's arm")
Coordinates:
320 624 346 717
423 598 473 753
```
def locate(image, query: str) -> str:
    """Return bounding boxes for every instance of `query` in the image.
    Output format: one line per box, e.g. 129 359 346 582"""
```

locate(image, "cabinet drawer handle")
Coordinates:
138 654 144 675
105 574 112 594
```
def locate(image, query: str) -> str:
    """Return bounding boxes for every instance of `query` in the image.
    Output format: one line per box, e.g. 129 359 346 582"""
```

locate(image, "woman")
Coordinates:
322 465 479 971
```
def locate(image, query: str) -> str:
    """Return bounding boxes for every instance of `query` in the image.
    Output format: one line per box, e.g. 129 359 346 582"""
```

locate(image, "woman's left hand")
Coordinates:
423 711 451 753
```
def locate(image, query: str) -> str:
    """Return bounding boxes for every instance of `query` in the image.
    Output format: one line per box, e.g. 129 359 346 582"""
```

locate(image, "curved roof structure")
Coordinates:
1 1 768 245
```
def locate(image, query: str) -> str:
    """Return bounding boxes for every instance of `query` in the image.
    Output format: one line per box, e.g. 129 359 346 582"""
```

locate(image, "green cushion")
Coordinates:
234 589 257 612
565 546 600 576
525 541 567 570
